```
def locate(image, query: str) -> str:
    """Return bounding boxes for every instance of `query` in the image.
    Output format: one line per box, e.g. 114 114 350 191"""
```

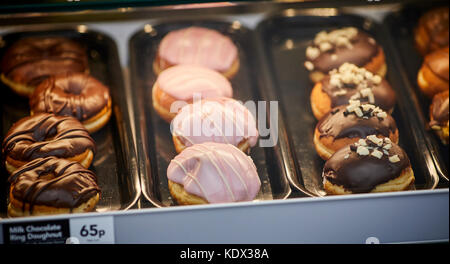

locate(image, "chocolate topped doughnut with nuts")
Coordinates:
323 135 415 195
314 101 399 160
310 63 396 120
304 27 387 83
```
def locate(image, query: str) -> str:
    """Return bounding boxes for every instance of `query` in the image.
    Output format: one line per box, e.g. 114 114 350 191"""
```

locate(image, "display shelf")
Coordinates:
0 189 448 243
0 1 448 244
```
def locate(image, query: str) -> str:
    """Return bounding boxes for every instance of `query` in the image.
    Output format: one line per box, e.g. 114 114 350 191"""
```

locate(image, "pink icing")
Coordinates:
172 97 259 148
158 27 238 72
156 64 233 101
167 142 261 203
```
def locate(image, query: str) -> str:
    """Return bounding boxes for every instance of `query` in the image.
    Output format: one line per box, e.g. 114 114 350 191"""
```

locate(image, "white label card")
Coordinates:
68 216 115 244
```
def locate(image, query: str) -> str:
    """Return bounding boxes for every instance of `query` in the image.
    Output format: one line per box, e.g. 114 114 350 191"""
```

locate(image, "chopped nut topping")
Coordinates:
383 144 392 150
319 42 333 52
306 27 360 67
354 107 364 117
372 75 382 84
304 61 314 71
358 139 367 146
367 135 383 146
306 46 320 60
371 149 383 159
333 90 347 96
376 111 387 119
389 155 400 163
357 146 370 156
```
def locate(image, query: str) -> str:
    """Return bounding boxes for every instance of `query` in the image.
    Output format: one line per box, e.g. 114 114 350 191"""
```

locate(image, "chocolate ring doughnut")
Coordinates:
2 113 95 174
1 37 88 97
8 157 100 217
314 102 399 160
30 73 112 133
310 63 396 120
304 27 386 83
323 135 415 195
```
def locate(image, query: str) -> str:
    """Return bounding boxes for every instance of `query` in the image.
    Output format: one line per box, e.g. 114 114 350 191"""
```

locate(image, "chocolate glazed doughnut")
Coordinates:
8 157 101 217
1 37 88 97
2 113 95 174
323 135 415 195
310 63 396 120
304 27 387 83
30 73 112 133
314 103 399 160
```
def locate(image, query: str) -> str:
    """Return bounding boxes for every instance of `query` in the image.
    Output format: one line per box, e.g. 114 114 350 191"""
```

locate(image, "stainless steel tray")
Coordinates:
0 27 141 217
129 19 292 207
255 11 443 196
384 5 449 182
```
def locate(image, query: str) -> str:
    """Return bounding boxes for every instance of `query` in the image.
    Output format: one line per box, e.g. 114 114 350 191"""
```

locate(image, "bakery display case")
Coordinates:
0 0 448 244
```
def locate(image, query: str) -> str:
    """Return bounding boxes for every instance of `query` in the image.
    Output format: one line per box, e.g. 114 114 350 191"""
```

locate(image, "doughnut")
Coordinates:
304 27 386 83
310 63 396 120
429 90 449 145
167 142 261 205
417 46 449 98
314 101 399 160
1 37 88 97
7 157 100 217
2 113 95 174
323 135 415 195
414 7 449 56
171 97 259 153
152 64 233 122
154 27 239 79
30 72 112 134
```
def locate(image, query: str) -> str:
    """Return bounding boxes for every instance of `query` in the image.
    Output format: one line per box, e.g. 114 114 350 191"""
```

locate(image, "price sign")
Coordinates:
69 216 115 244
2 215 115 244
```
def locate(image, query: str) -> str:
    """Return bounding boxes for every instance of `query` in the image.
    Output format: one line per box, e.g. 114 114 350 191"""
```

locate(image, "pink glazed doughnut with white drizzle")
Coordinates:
152 64 233 122
167 142 261 205
171 97 259 153
153 27 240 79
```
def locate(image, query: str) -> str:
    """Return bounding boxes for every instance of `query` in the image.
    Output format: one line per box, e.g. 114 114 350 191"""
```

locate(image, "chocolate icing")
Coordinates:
1 37 88 87
321 76 396 111
323 139 410 193
30 73 111 121
311 31 380 73
8 157 100 213
2 113 95 162
424 46 449 81
418 7 449 53
317 105 397 139
430 90 449 127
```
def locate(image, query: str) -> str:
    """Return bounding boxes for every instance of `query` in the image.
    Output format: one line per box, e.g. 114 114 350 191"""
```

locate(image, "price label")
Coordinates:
68 216 115 244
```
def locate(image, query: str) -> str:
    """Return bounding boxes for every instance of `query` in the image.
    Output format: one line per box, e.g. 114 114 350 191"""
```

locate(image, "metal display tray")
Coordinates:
384 5 449 181
255 11 445 196
129 19 292 207
0 27 141 218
